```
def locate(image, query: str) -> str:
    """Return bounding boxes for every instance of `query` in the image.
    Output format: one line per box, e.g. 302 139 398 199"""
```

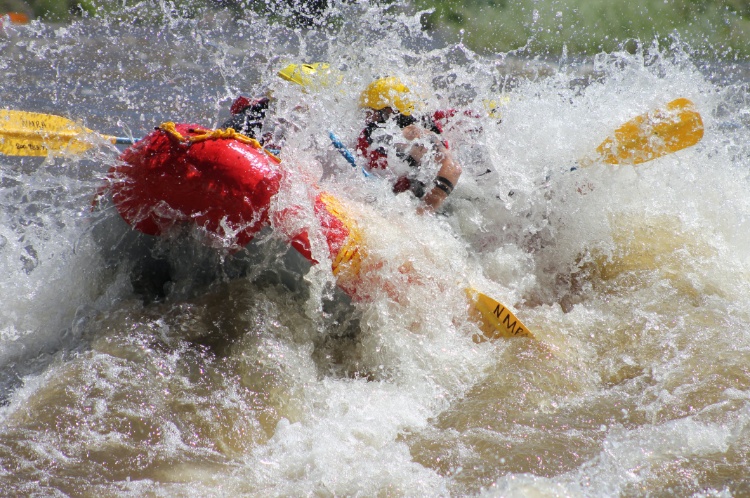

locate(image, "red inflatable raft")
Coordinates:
105 122 534 341
107 122 365 296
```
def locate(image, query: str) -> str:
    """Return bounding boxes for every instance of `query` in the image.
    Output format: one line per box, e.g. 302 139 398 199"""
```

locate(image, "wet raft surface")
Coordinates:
2 5 750 497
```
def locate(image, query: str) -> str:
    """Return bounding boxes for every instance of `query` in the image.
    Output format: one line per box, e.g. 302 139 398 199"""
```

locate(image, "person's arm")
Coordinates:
400 125 462 214
419 147 461 214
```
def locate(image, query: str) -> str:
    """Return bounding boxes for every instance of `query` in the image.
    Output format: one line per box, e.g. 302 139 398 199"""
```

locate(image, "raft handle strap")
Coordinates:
157 122 281 163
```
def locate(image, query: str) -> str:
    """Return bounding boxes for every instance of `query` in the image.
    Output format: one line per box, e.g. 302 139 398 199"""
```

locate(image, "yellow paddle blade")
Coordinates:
0 110 101 156
580 98 704 167
465 288 535 342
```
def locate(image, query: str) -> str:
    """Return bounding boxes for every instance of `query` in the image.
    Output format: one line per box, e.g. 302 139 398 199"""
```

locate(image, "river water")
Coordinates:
2 2 750 497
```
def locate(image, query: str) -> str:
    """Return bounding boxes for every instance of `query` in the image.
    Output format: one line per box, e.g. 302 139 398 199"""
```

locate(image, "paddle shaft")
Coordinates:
329 131 372 177
4 128 134 144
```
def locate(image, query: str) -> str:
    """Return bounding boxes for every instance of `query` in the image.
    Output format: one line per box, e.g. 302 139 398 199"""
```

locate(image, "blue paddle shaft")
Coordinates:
329 131 356 166
329 131 370 177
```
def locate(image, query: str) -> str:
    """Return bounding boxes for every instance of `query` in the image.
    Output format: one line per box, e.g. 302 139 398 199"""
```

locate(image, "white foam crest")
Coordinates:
480 413 745 498
579 413 744 496
0 155 129 371
243 378 449 497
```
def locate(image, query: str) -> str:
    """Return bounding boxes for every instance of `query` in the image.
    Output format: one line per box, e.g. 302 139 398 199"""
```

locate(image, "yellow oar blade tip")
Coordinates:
466 288 536 341
667 97 696 111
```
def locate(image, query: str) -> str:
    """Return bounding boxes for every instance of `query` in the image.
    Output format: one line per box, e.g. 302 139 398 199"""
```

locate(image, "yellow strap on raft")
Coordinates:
157 122 281 163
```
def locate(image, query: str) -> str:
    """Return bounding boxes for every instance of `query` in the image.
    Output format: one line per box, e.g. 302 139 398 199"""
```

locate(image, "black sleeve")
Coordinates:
421 115 441 134
221 99 270 138
363 122 390 156
221 111 266 140
221 114 255 137
395 113 417 129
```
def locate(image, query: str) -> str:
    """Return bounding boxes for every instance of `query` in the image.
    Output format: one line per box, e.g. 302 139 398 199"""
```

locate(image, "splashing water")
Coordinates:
1 2 750 496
